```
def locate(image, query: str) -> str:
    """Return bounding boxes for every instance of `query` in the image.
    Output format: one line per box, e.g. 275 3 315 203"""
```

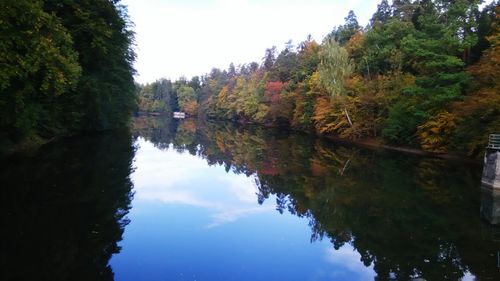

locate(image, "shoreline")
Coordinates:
322 135 480 164
227 117 483 164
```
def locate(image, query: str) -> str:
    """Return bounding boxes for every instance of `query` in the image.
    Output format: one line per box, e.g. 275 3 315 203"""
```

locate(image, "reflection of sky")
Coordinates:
131 138 272 228
110 138 376 281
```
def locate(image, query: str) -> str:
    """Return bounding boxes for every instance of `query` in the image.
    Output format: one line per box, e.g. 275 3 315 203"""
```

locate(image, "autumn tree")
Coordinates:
177 85 198 116
452 6 500 155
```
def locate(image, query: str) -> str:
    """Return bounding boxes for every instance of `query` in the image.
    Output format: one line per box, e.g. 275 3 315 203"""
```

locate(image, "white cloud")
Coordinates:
131 138 273 227
325 245 376 280
205 205 274 229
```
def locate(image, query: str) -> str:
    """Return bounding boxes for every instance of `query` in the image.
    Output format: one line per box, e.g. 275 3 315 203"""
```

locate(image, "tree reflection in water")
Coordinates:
133 116 500 281
1 131 135 281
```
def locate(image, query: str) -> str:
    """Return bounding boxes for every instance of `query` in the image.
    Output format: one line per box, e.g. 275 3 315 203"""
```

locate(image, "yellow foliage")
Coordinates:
218 85 229 104
417 112 457 153
308 71 322 93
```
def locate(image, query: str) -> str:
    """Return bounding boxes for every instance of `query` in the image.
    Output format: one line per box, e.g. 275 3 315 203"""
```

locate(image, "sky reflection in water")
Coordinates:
110 138 375 281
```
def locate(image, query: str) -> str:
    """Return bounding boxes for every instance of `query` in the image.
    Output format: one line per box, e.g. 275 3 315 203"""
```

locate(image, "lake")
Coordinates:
2 115 499 281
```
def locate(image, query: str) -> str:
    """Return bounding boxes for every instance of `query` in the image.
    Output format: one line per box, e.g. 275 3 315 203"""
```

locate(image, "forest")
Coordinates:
0 0 136 151
137 0 500 156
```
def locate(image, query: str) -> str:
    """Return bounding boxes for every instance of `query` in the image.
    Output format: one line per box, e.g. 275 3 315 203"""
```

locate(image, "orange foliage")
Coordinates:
259 162 280 176
183 100 198 116
345 31 365 57
312 96 339 134
265 81 284 102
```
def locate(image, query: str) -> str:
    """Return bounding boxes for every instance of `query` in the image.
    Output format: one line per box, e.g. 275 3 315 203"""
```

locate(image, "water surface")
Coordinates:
2 116 500 280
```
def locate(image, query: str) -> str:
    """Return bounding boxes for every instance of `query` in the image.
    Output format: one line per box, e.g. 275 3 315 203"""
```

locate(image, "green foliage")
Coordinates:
137 79 178 114
0 0 136 146
363 19 416 74
317 39 354 98
328 10 361 45
0 0 81 140
383 99 425 144
45 0 137 131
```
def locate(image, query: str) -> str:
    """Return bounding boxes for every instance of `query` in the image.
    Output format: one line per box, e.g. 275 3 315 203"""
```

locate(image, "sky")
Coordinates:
122 0 382 84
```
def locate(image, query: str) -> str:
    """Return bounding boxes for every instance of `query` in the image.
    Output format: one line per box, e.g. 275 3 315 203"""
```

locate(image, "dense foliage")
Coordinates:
0 0 136 148
138 0 499 156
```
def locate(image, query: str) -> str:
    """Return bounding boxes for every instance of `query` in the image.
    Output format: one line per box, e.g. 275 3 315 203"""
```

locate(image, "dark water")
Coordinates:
2 116 500 281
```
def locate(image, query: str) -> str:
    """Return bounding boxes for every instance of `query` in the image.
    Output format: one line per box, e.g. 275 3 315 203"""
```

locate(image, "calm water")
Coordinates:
2 116 500 281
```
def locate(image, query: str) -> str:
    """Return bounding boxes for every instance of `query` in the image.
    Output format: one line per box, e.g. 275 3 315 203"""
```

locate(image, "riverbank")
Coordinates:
228 117 482 163
323 135 481 164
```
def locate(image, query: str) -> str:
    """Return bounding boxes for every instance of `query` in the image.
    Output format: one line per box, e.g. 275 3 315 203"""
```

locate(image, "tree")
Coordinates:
329 10 361 45
452 6 500 155
317 39 354 98
470 1 497 63
228 63 236 78
271 41 299 82
262 46 277 70
0 0 81 142
392 0 418 22
370 0 392 26
136 79 178 114
362 15 417 76
44 0 136 131
177 85 198 115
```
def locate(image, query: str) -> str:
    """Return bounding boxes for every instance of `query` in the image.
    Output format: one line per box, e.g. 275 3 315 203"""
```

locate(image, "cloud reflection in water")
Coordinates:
132 138 273 228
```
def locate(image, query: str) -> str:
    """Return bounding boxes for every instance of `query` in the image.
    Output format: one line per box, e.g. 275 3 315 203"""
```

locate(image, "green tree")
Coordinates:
370 0 392 26
44 0 136 131
0 0 81 142
329 10 360 45
317 39 354 98
177 85 198 115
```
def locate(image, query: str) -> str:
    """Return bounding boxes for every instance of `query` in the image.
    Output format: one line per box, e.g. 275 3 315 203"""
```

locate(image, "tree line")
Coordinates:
0 0 136 151
137 0 499 156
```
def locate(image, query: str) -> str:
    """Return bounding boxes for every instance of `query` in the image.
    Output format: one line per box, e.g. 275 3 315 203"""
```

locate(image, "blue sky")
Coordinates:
122 0 382 83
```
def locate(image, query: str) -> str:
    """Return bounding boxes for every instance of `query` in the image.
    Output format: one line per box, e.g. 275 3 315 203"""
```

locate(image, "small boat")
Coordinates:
173 112 186 119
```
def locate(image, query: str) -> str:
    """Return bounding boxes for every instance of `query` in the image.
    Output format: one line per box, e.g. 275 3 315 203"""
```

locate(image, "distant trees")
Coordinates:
136 0 500 156
0 0 136 147
137 77 201 116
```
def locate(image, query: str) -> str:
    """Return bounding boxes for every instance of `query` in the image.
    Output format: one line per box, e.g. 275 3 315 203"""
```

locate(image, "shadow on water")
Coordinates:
0 130 135 281
134 115 500 281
